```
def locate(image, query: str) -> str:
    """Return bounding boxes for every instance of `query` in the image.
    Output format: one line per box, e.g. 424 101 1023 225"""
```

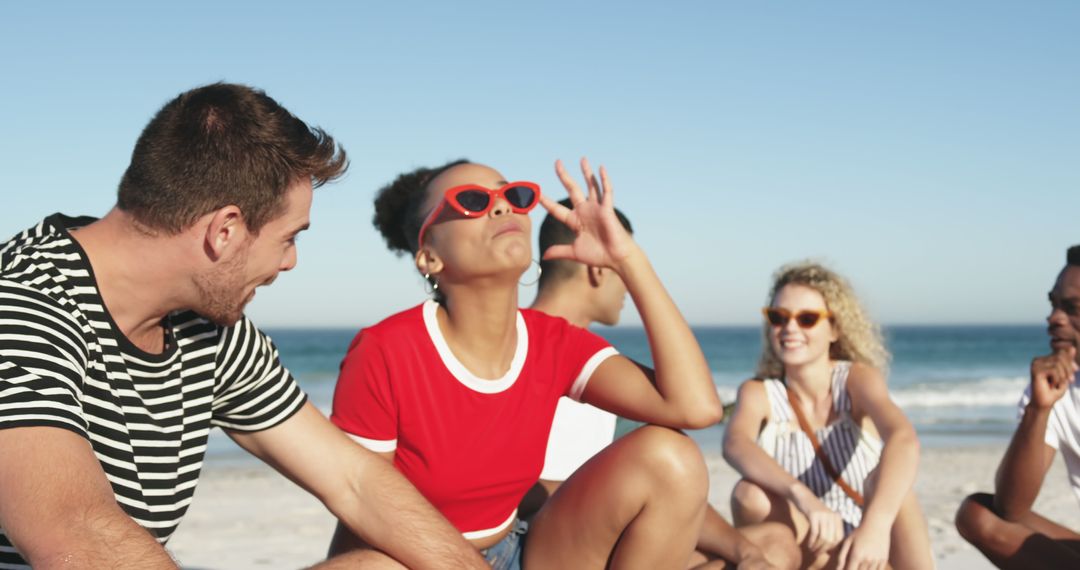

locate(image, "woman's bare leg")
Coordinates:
887 488 933 569
858 465 931 570
731 478 844 569
524 425 709 570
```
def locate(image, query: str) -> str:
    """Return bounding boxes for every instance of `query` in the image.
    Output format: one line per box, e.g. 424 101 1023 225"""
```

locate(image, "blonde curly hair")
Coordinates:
756 261 890 379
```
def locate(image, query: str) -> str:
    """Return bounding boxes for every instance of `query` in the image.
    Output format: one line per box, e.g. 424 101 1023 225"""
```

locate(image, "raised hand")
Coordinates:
538 158 638 271
1030 345 1078 410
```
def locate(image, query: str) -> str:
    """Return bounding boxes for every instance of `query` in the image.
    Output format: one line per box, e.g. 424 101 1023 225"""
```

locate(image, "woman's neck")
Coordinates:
783 356 835 403
436 283 521 379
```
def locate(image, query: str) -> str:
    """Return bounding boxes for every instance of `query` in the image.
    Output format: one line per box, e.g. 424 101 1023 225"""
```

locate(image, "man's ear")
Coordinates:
203 206 247 261
587 265 604 288
415 247 444 278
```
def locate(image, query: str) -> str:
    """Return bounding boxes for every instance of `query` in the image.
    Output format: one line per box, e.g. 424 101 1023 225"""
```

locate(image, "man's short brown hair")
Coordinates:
117 82 347 234
537 198 633 289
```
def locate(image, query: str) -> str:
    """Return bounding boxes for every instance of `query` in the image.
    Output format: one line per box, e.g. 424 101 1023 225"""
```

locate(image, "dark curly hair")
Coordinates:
1068 245 1080 267
372 159 470 256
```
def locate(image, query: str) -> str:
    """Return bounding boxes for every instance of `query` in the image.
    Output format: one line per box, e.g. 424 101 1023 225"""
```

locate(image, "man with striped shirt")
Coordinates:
0 83 485 569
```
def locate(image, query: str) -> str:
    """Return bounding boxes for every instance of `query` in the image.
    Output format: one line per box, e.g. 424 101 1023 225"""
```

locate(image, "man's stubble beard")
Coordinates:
193 245 250 326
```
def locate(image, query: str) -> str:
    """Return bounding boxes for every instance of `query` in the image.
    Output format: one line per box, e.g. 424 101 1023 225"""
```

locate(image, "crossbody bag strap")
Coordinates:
785 385 866 508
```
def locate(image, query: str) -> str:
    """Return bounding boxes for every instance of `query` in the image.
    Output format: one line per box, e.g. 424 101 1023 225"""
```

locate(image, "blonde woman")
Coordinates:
722 262 932 570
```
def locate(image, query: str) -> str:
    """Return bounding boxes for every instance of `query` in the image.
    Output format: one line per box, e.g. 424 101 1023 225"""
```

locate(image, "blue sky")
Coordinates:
1 1 1077 326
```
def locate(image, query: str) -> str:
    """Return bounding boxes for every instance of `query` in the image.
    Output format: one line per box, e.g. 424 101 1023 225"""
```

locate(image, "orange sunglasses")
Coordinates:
762 307 832 328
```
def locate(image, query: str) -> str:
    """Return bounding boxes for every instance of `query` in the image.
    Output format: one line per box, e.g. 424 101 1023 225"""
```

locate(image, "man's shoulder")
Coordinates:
1057 380 1080 426
1 214 92 260
1 215 92 290
1 215 54 254
1019 380 1080 452
1026 379 1080 419
0 217 89 334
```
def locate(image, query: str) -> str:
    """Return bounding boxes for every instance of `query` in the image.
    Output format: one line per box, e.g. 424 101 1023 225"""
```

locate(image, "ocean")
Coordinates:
206 325 1048 459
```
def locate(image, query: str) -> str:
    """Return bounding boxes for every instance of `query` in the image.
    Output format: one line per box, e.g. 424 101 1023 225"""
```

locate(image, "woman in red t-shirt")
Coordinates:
329 158 726 569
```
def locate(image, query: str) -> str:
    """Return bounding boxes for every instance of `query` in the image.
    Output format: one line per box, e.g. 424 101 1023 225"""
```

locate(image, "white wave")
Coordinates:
891 376 1028 408
716 386 737 403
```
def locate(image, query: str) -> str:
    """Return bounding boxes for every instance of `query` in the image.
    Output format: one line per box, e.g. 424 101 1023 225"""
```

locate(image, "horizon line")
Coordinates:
260 321 1049 331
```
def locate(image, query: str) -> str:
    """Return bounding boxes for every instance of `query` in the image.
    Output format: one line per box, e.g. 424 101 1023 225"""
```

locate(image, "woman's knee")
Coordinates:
730 478 772 524
621 425 709 494
753 522 801 569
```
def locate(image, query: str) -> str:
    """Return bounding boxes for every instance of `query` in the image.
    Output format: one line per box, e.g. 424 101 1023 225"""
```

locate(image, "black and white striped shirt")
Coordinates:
0 214 307 567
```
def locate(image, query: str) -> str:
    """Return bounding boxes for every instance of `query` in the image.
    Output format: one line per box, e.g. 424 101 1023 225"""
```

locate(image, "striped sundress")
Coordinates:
756 361 883 534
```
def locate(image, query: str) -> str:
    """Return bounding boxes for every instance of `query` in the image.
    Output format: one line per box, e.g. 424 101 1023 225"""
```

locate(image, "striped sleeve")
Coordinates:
211 316 307 432
0 279 89 437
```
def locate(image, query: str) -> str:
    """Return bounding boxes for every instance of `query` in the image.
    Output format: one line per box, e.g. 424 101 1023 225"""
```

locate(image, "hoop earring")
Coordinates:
423 273 439 296
519 259 542 286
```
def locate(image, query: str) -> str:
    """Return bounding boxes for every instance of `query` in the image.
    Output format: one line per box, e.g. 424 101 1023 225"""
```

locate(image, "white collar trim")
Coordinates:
422 299 527 394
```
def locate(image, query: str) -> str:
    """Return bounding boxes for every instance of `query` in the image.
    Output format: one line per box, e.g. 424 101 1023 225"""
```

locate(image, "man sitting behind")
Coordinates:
955 245 1080 567
522 198 796 569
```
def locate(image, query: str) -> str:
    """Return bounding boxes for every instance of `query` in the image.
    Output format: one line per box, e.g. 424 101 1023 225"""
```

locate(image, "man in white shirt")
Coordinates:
956 245 1080 567
521 199 796 569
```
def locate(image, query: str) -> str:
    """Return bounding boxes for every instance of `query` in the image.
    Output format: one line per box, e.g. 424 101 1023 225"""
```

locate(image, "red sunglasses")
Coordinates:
417 181 541 245
762 307 832 329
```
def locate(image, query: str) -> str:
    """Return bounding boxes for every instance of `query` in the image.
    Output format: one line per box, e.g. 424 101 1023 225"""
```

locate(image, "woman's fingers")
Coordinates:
598 164 614 209
538 193 573 223
813 514 841 554
837 536 852 570
554 159 586 205
557 157 617 213
827 517 841 551
580 157 600 203
541 244 575 261
807 516 822 552
809 512 837 554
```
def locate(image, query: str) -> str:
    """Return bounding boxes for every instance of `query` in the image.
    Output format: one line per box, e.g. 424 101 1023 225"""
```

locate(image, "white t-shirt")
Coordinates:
1018 371 1080 508
540 397 617 481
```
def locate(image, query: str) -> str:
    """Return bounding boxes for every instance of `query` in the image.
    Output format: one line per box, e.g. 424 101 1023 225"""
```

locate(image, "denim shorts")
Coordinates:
480 519 528 570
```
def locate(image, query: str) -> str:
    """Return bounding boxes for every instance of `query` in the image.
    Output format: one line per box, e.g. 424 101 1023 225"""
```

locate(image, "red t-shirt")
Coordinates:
331 300 617 539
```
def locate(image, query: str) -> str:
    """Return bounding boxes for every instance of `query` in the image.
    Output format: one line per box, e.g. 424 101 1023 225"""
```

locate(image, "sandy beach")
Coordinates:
165 444 1080 569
